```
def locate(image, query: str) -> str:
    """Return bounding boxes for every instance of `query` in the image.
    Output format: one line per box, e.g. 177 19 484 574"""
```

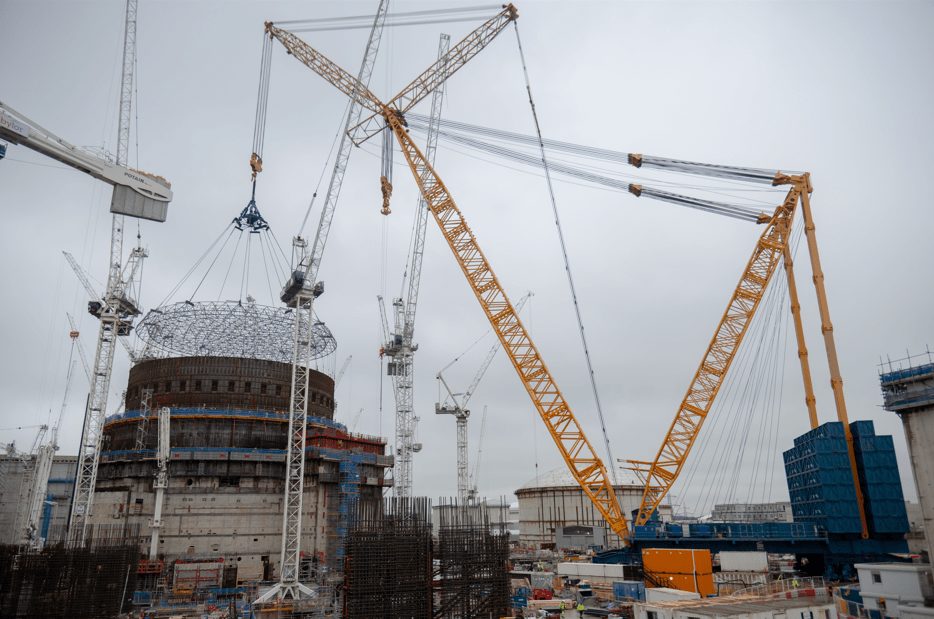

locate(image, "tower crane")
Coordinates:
21 329 79 548
254 0 391 602
379 31 451 498
435 291 532 502
24 0 175 544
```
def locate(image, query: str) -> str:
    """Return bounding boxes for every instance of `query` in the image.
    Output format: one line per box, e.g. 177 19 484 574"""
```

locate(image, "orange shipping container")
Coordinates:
641 548 715 598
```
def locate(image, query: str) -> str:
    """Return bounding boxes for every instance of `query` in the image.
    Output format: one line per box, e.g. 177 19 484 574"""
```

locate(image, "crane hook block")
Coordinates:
380 175 393 215
250 153 263 178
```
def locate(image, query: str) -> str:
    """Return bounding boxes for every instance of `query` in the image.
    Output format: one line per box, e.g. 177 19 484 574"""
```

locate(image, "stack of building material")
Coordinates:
642 548 715 597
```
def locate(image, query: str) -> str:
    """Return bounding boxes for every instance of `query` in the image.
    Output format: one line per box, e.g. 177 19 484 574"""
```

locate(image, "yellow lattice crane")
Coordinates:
625 164 867 539
267 7 868 544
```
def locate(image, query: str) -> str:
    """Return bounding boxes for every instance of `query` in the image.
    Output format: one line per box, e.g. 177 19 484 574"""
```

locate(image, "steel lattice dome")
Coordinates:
136 300 337 364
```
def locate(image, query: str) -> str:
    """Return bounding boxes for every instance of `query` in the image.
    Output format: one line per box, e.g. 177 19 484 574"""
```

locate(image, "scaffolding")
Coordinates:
335 453 364 566
344 497 433 619
434 499 510 619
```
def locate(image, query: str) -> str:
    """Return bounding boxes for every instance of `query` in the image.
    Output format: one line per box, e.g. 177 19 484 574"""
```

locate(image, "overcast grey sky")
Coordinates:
1 0 932 514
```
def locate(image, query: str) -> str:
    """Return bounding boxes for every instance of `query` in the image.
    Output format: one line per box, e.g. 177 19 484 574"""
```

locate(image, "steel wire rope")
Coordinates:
407 124 773 218
156 223 234 307
257 232 277 305
217 230 245 301
674 271 783 515
722 284 787 507
745 308 781 501
752 284 789 502
707 279 785 512
407 114 793 193
725 280 781 503
513 22 618 484
266 228 294 276
361 137 774 222
279 5 499 30
406 120 790 207
682 222 801 514
298 98 349 240
763 222 806 501
755 293 789 504
720 275 788 508
240 230 252 301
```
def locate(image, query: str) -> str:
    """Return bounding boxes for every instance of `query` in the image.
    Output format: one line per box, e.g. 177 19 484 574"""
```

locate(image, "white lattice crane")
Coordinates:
252 1 391 603
378 32 451 499
435 292 531 501
256 0 516 599
65 0 169 544
1 2 169 542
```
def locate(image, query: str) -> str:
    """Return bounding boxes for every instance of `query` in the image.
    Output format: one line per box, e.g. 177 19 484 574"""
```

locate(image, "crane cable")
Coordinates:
513 23 619 485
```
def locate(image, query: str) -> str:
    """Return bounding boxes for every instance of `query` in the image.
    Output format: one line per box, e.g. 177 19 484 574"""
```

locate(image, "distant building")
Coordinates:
0 454 76 545
515 466 671 549
710 502 793 523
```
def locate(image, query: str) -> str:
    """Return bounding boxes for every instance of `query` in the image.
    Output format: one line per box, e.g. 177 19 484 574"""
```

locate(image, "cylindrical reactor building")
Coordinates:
91 350 392 583
515 467 671 549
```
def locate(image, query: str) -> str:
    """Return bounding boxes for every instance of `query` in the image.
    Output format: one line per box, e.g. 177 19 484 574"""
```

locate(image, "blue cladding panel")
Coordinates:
614 581 645 601
785 422 861 534
849 421 909 535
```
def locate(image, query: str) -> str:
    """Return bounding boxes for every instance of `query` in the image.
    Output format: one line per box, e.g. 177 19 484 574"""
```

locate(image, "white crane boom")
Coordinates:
0 101 172 222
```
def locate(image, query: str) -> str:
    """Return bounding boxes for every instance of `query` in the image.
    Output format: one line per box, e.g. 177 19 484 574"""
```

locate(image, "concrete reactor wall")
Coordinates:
88 356 392 584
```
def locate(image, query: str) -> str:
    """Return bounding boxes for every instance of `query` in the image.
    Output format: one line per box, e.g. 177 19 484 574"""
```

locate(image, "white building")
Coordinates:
854 562 934 618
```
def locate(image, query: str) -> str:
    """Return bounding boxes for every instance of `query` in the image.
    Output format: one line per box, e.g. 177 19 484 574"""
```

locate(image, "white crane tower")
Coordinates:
435 292 531 502
378 32 451 498
255 1 390 602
